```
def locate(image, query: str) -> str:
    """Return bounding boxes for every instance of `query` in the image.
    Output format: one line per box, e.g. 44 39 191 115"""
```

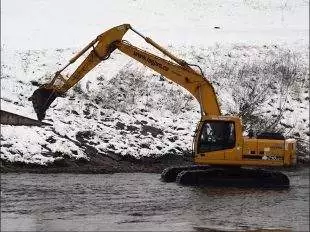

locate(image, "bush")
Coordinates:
211 48 306 134
90 67 198 114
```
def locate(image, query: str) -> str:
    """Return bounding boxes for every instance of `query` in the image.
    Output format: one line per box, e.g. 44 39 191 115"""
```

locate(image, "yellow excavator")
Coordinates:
29 24 296 188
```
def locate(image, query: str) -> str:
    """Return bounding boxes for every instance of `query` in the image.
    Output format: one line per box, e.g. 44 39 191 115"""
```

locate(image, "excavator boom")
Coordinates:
116 41 221 116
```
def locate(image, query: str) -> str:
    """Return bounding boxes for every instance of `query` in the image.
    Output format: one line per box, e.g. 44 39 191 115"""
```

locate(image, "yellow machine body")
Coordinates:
194 115 296 167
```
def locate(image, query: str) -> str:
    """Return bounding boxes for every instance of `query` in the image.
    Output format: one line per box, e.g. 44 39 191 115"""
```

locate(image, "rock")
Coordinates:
115 122 125 130
141 125 164 137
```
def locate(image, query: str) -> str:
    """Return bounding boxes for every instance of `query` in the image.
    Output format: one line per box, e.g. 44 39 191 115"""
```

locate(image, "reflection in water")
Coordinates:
1 169 309 231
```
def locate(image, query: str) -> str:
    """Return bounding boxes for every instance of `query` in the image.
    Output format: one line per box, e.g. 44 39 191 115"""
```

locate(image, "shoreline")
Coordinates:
0 152 194 174
1 153 309 174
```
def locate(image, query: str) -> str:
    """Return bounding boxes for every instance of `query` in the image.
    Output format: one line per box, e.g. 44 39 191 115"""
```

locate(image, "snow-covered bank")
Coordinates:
1 43 309 166
1 0 309 166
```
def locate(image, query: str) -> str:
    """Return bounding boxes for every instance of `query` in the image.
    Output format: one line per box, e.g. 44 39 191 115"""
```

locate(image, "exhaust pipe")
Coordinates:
29 87 59 121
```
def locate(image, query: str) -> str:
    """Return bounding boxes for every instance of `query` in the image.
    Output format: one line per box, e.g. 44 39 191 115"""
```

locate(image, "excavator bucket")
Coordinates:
29 87 59 121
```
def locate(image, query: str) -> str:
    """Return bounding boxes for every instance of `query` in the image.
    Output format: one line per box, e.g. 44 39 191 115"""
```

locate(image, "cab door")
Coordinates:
224 121 243 161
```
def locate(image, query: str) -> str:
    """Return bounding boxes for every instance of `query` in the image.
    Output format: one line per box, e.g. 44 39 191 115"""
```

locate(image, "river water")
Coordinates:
1 168 309 231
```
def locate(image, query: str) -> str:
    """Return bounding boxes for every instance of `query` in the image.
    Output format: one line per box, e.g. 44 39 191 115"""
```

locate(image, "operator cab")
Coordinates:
194 116 243 164
197 120 236 153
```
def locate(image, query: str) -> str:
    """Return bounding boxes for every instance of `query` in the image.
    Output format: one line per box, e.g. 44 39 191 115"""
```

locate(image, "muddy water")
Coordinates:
1 168 309 231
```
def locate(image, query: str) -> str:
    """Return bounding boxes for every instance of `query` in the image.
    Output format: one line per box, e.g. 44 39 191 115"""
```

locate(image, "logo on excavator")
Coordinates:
133 51 169 71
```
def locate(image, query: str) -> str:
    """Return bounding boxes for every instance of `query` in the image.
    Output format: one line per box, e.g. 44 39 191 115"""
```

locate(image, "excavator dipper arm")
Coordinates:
30 24 220 120
29 24 131 120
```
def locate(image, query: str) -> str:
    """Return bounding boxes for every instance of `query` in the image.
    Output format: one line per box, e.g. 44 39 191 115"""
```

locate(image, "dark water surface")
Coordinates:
1 168 309 231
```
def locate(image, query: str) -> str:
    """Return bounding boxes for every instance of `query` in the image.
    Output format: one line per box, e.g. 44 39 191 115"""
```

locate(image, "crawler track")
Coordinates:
161 165 290 188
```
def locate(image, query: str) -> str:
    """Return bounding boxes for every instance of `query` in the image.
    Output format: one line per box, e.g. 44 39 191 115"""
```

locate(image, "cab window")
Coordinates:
198 121 235 153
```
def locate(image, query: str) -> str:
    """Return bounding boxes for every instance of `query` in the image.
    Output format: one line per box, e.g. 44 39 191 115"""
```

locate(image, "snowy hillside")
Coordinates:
1 0 309 165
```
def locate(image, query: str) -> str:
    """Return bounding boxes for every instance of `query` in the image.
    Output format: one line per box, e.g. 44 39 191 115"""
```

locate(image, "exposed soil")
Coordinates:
0 151 194 174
